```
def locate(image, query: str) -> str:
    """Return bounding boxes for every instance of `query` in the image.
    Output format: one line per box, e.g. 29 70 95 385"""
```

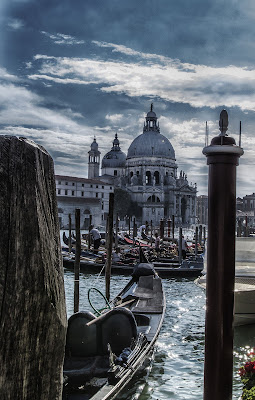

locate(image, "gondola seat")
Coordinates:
65 308 137 359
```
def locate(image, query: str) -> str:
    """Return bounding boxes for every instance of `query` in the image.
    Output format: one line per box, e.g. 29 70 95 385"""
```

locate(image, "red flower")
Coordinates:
244 361 255 373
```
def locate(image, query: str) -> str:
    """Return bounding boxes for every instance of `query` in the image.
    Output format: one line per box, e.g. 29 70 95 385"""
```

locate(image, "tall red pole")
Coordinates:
203 110 243 400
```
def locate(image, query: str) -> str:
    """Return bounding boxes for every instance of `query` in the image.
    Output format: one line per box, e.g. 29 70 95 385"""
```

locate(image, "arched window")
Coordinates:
154 171 160 184
84 209 90 215
146 171 151 185
147 195 160 203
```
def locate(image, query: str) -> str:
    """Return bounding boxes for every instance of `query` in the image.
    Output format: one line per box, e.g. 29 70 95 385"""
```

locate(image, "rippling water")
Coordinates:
64 268 255 400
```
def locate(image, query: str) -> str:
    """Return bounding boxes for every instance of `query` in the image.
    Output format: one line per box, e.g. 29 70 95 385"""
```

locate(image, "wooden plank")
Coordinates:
0 136 67 400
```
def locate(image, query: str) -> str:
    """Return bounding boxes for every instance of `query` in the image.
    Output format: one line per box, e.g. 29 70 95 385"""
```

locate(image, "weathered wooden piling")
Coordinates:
74 208 81 313
203 110 243 400
0 136 67 400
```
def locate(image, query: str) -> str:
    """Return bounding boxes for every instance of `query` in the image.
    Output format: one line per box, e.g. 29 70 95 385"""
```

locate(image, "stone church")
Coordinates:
88 105 197 225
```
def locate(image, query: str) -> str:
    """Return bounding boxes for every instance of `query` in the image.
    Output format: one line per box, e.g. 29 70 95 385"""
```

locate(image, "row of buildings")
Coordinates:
56 105 198 229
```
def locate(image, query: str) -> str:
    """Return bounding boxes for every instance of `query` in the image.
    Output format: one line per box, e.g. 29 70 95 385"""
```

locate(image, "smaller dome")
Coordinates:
147 110 156 118
102 134 126 168
102 151 126 168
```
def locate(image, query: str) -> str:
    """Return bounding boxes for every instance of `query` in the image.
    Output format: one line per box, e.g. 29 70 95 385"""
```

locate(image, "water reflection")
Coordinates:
64 269 254 399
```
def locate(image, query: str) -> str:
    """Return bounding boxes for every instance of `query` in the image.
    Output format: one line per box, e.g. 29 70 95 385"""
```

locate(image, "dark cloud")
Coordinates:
3 0 255 67
1 0 255 196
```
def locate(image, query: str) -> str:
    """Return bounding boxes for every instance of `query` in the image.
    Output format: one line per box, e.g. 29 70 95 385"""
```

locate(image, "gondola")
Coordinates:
63 264 165 399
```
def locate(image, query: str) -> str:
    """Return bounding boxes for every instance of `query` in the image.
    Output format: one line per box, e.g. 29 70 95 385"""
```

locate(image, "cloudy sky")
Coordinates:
1 0 255 197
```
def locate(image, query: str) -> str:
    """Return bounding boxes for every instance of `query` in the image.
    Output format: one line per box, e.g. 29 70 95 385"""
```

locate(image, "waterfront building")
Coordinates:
55 175 113 229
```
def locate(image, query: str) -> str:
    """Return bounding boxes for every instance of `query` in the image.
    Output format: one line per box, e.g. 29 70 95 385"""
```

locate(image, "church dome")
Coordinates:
102 133 127 168
127 105 175 160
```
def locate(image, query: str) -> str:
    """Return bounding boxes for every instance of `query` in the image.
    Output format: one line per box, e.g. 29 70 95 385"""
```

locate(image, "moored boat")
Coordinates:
62 264 165 399
195 237 255 326
63 253 204 277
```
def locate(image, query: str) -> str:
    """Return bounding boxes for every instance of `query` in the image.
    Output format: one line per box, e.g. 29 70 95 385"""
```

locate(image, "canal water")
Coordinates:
64 268 255 400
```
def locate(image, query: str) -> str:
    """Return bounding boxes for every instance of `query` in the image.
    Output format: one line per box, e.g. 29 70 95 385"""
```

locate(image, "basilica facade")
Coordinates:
88 105 197 225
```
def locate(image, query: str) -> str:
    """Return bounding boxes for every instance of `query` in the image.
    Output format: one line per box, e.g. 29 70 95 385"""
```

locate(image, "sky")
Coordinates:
1 0 255 197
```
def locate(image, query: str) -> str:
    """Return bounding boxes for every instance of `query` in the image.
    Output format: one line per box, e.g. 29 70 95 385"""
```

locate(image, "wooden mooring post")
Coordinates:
195 226 198 258
88 214 92 249
74 208 81 313
178 227 182 265
105 193 114 301
160 219 164 239
68 213 72 253
0 136 67 400
203 110 243 400
167 218 171 237
115 213 119 248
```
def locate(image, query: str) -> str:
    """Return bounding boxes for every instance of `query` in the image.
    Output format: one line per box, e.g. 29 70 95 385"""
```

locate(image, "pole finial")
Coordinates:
151 103 153 112
219 109 228 136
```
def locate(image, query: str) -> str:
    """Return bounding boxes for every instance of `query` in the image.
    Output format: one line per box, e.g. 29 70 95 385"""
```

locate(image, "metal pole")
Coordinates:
105 193 114 301
74 208 81 313
203 110 243 400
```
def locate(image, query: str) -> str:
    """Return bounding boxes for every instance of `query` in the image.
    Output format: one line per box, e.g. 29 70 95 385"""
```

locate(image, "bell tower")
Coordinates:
88 137 101 179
